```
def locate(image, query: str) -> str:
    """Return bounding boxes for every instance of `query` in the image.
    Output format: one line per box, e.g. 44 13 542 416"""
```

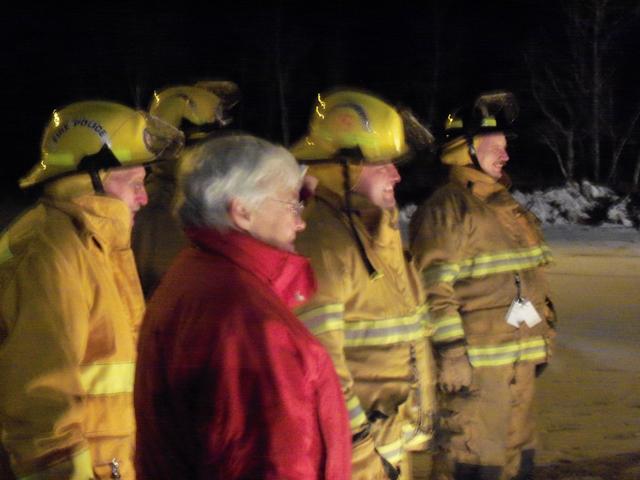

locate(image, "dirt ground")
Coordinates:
532 227 640 479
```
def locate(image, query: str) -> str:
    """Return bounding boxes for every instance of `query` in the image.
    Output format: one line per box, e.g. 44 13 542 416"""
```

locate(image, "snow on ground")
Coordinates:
513 180 640 228
401 180 640 236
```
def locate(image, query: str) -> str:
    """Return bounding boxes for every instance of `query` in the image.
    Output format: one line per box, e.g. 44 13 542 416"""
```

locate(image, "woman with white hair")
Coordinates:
134 134 351 479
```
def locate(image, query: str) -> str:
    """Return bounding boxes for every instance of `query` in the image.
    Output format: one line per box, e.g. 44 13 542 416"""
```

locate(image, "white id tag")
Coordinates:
505 298 542 328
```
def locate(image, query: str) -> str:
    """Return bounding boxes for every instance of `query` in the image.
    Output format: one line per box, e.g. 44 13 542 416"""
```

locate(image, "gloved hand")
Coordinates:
437 345 472 393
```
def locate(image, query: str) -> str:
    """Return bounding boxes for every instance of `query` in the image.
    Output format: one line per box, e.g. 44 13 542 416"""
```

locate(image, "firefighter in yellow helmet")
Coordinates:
292 89 436 479
133 82 239 296
0 100 183 479
409 92 556 480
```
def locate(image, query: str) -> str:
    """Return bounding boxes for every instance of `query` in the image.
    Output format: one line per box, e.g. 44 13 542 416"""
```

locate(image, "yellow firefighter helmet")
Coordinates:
149 85 223 136
194 80 241 110
290 89 408 164
20 100 184 189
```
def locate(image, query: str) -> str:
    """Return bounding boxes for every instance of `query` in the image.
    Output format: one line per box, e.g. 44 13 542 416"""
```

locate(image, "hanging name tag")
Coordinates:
505 298 542 328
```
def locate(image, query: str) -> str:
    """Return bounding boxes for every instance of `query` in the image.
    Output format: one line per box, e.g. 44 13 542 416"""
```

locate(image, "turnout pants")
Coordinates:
432 362 537 480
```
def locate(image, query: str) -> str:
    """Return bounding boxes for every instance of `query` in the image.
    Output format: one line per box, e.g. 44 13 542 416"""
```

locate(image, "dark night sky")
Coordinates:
4 3 639 201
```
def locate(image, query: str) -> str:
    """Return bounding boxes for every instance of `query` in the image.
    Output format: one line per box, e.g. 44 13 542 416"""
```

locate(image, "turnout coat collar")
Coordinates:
42 193 134 251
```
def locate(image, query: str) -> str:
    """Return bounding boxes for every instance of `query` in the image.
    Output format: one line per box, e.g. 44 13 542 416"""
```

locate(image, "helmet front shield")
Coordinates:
473 91 519 130
142 113 185 160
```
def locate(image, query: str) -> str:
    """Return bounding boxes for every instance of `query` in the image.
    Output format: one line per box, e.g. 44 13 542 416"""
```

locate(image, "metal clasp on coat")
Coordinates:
96 458 121 479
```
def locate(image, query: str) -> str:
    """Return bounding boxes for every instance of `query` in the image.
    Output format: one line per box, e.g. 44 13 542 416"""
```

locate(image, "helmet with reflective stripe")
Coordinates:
20 100 184 189
443 91 518 143
290 89 408 164
441 91 518 166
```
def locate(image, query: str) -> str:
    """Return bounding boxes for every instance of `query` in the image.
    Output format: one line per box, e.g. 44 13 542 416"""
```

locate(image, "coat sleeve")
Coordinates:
203 303 347 480
294 242 391 479
295 244 367 433
409 191 469 350
0 244 95 479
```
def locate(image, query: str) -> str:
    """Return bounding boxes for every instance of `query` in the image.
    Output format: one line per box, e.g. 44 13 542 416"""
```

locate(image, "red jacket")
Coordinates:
134 228 351 479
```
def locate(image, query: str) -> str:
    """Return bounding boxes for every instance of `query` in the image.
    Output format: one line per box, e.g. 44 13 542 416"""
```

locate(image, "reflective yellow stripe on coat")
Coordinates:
422 245 553 286
377 438 404 466
346 394 367 430
299 304 429 347
431 313 465 344
467 337 547 367
402 423 431 451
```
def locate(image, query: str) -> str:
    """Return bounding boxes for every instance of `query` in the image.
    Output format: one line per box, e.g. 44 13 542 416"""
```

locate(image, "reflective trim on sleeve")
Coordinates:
458 245 553 280
300 304 429 347
297 303 345 335
377 438 404 466
343 308 426 347
431 313 465 344
422 262 460 286
18 448 93 480
402 423 431 451
346 394 367 430
467 337 547 367
80 362 135 395
422 244 552 286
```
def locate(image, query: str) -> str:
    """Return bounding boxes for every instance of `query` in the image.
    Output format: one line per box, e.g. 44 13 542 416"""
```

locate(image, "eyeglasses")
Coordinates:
268 198 305 216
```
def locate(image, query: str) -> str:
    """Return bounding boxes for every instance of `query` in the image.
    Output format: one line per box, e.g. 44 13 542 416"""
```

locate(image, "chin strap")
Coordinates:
299 153 378 278
88 170 105 194
465 135 482 171
340 157 377 278
77 144 123 194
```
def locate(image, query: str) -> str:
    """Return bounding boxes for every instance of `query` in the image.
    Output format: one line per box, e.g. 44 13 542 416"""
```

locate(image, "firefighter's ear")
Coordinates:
228 197 252 231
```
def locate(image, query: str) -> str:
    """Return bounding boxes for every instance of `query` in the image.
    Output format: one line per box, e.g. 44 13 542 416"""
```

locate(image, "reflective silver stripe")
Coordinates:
422 245 552 285
402 423 431 450
377 438 403 465
422 262 460 286
80 362 135 395
346 394 367 429
297 303 345 335
458 245 552 280
300 304 429 347
344 315 424 347
467 337 547 367
344 308 426 347
432 314 465 343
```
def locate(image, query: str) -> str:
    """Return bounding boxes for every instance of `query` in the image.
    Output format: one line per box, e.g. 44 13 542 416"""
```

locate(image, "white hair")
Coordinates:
177 134 302 230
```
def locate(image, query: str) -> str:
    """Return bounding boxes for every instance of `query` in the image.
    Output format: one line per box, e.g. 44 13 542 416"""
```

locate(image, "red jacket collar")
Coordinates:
185 227 316 310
